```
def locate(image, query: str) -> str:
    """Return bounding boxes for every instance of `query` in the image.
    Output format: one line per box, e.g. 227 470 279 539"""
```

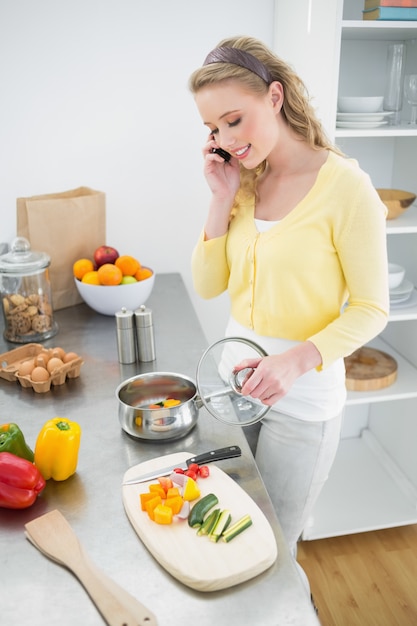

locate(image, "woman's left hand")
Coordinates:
233 342 322 406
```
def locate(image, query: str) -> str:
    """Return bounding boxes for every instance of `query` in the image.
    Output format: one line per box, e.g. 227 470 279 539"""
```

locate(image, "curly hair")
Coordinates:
189 36 339 211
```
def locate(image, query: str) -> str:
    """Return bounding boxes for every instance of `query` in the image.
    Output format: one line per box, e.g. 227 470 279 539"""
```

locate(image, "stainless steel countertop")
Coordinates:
0 273 320 626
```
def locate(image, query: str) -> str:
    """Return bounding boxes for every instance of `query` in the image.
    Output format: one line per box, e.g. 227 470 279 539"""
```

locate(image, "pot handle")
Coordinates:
195 386 234 409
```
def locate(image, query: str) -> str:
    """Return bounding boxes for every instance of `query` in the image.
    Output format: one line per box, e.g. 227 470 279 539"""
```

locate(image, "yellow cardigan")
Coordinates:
191 151 389 369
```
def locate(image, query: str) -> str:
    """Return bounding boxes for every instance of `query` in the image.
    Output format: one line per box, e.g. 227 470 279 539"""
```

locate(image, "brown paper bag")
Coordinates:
17 187 106 310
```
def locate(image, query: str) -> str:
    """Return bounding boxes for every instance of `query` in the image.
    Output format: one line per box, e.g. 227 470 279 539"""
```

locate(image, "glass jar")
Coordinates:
0 237 58 343
383 42 406 126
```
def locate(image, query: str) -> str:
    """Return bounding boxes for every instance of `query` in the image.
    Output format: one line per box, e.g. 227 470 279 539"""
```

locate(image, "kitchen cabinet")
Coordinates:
299 0 417 540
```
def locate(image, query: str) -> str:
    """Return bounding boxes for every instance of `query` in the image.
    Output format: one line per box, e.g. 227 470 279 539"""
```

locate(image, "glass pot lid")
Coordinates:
0 237 50 274
196 336 271 426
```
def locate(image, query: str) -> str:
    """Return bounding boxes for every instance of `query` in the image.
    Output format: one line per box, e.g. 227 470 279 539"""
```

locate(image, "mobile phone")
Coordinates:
211 147 232 162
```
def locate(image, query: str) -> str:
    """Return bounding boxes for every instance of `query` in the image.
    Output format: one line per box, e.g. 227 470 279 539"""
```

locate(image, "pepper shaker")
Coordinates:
115 307 136 364
134 305 156 362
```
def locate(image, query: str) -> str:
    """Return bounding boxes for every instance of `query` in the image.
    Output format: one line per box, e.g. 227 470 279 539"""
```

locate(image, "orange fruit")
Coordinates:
73 258 94 280
97 263 123 285
115 255 140 276
82 270 100 285
135 267 153 281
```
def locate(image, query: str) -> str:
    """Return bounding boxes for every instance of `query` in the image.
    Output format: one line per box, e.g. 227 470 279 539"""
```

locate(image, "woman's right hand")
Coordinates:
203 134 240 201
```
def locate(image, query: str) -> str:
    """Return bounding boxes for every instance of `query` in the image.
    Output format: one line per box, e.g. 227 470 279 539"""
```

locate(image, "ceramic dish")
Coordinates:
390 289 417 309
389 278 414 299
336 121 388 129
337 96 384 113
336 112 393 123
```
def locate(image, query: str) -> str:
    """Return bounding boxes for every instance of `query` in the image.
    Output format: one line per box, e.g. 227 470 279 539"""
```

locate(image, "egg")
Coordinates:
51 347 66 360
63 352 78 363
18 358 35 376
39 349 52 363
31 366 50 382
35 354 49 369
46 357 64 373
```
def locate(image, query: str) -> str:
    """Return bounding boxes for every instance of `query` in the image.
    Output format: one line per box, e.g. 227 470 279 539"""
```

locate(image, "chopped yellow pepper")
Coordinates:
34 417 81 481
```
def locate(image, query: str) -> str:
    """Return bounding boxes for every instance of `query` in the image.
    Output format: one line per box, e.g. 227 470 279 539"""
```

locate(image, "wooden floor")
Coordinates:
297 524 417 626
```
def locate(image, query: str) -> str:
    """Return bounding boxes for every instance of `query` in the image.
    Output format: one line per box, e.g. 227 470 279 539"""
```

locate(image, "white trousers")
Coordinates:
255 409 343 556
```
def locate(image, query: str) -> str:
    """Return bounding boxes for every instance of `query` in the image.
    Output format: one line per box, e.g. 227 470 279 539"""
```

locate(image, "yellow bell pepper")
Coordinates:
34 417 81 481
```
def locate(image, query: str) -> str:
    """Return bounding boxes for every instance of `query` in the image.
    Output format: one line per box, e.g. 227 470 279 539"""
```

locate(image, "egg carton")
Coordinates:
0 343 83 393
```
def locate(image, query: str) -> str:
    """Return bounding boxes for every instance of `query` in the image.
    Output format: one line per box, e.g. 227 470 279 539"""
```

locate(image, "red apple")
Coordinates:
93 245 119 268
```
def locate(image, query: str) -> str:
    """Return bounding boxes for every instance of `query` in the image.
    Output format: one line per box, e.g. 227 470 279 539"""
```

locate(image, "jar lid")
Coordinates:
0 237 50 273
196 336 271 426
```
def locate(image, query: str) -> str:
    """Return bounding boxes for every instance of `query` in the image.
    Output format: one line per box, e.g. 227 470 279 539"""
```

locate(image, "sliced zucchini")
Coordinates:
188 493 219 528
221 514 253 542
197 508 220 536
209 509 232 542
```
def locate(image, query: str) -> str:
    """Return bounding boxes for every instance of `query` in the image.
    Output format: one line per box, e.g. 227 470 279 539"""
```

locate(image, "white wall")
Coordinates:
1 1 337 346
0 0 276 344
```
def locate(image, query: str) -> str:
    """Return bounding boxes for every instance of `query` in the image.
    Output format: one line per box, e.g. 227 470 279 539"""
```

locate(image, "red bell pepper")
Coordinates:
0 451 46 509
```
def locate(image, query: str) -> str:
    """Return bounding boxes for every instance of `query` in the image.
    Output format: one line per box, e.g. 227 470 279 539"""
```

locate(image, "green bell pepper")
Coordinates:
0 423 34 462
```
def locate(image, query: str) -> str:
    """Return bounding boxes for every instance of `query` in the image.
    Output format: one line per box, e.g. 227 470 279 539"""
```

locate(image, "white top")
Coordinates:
224 218 347 421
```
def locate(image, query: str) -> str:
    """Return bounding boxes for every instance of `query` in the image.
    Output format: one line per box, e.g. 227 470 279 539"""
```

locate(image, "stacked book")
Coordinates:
363 0 417 19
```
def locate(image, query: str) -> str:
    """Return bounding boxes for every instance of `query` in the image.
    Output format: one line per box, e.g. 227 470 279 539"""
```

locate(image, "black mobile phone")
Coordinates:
211 147 232 162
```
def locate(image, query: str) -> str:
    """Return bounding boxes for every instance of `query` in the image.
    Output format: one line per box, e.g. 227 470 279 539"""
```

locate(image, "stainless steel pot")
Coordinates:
116 372 201 441
116 337 271 441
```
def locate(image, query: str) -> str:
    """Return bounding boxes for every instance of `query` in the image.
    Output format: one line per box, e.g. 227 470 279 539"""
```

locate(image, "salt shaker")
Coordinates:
115 307 136 364
134 305 156 362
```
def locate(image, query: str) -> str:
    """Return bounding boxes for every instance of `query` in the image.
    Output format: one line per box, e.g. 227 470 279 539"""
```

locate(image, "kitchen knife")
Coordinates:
122 445 242 485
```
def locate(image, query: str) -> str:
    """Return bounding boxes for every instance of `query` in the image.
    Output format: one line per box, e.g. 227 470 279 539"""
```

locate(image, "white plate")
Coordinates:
390 289 417 309
336 112 394 122
389 278 414 299
336 121 388 129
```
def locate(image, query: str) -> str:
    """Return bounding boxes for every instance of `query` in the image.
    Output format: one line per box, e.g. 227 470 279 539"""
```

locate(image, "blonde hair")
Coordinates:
189 36 339 210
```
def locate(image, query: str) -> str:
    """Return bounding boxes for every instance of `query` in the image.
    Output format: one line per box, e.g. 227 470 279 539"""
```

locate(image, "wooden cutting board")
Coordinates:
122 452 277 592
345 347 398 391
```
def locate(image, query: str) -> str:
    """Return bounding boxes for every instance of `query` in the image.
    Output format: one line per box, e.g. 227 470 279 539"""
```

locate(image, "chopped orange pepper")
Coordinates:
165 495 184 515
163 399 181 407
140 491 159 511
154 504 173 525
149 483 166 499
145 495 162 520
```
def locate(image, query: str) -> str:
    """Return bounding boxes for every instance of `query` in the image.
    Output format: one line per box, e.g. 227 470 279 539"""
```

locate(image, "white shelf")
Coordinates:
346 336 417 406
302 430 417 540
335 124 417 138
386 205 417 234
389 290 417 322
342 20 417 41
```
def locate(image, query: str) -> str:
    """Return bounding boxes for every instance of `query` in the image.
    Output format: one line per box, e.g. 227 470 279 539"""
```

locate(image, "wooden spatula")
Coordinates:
25 509 158 626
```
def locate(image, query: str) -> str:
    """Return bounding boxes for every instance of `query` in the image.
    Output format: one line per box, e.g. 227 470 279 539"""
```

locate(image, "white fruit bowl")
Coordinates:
337 96 384 113
74 269 155 315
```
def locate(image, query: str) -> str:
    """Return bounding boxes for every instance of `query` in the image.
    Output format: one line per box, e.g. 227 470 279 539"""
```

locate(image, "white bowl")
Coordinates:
337 96 384 113
74 270 155 315
388 263 405 290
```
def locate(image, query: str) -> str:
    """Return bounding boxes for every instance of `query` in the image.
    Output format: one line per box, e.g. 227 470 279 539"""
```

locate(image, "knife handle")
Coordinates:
186 445 241 467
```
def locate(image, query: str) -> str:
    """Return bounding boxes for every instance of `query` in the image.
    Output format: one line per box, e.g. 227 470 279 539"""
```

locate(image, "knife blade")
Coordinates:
122 445 242 485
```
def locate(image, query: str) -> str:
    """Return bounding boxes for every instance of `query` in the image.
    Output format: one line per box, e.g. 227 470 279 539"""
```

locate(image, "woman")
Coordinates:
189 36 389 558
